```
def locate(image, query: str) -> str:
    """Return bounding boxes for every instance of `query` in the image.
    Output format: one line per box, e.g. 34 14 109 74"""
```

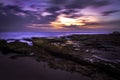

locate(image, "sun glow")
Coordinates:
50 14 99 29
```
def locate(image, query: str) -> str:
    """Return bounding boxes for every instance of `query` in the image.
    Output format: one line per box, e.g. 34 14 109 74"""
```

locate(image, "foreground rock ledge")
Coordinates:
0 34 120 80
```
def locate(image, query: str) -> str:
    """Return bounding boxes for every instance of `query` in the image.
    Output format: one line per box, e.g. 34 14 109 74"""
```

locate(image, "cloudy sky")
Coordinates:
0 0 120 32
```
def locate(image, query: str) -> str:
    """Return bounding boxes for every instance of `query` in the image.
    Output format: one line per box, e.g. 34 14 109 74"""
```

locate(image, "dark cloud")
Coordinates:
0 3 35 32
63 25 81 29
46 6 61 13
46 0 111 18
1 0 111 19
49 0 110 10
92 0 110 7
65 0 92 9
4 5 23 13
35 13 59 24
61 9 78 15
50 0 66 5
0 0 119 32
102 10 120 16
105 20 120 26
43 0 112 29
0 2 58 31
0 12 30 32
85 20 120 27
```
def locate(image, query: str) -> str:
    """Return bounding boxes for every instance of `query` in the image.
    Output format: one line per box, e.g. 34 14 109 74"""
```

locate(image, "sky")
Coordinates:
0 0 120 32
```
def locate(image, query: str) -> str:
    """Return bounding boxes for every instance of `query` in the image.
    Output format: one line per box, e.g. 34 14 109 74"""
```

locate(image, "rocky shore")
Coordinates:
0 33 120 80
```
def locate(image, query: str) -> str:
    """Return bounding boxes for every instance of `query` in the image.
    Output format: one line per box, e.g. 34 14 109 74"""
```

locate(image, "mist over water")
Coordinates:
0 32 105 39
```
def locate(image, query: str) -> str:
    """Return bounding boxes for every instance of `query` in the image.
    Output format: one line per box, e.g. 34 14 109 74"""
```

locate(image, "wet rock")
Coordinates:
6 40 32 54
0 39 9 54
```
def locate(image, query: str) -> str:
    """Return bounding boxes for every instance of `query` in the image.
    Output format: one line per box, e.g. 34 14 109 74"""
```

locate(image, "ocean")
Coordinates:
0 32 104 39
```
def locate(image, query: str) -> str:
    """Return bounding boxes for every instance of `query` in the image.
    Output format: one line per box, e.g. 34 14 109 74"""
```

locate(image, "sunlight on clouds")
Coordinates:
81 7 100 16
78 25 103 29
28 8 101 30
50 12 99 29
50 14 85 29
41 12 52 16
